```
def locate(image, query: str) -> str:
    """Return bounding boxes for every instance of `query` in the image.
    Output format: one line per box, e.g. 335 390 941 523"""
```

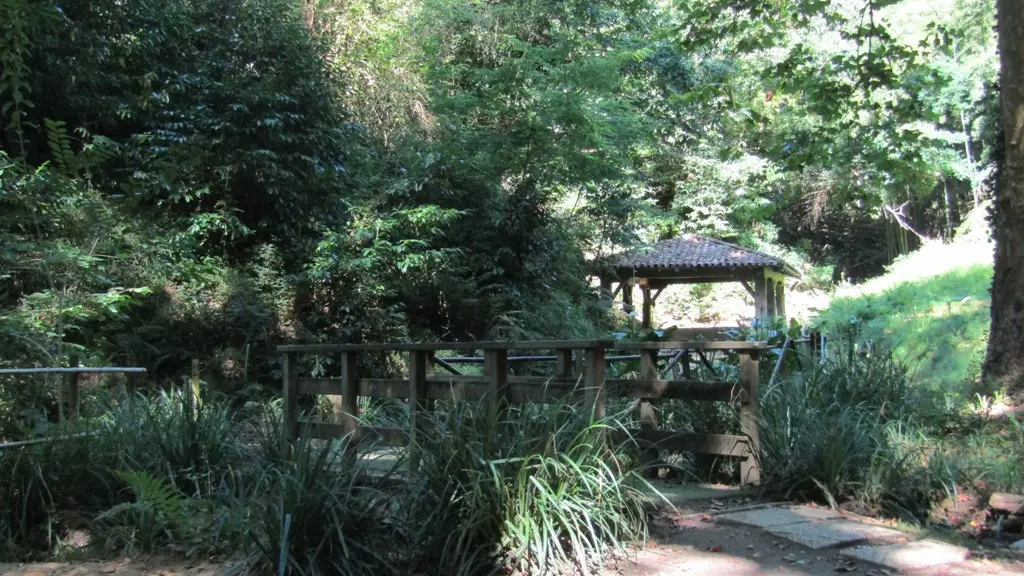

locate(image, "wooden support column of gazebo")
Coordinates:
598 235 799 328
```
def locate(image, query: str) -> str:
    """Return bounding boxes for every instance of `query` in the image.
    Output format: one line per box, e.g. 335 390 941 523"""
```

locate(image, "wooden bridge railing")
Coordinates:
278 339 767 485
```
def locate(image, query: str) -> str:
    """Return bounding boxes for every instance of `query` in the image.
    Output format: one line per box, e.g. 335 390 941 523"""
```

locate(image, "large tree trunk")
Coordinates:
984 0 1024 393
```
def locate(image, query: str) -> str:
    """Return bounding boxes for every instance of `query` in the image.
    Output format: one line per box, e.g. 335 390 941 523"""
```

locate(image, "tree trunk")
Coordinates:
942 176 956 241
984 0 1024 394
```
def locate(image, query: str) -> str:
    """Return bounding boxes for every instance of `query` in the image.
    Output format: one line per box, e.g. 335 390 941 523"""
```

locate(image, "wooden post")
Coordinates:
281 351 299 459
621 280 633 313
583 345 606 422
600 278 613 308
739 351 761 486
484 348 509 424
753 272 769 327
408 350 430 474
340 351 361 458
641 283 653 328
765 278 777 321
638 350 658 429
65 353 80 421
555 348 573 378
187 358 199 421
776 281 786 319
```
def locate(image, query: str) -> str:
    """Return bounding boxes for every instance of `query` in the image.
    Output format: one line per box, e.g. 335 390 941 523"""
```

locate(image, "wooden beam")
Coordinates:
776 282 787 319
741 280 755 298
651 287 665 302
766 278 777 319
277 339 615 353
614 341 770 351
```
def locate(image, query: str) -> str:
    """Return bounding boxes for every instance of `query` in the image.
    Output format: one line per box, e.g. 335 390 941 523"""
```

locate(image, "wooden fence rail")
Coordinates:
279 339 767 485
0 362 147 423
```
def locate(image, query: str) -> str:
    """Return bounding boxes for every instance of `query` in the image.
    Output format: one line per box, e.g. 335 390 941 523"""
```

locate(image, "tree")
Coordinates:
983 0 1024 393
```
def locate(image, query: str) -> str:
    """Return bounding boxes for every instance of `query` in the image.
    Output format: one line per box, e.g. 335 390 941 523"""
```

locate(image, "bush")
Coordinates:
415 401 649 576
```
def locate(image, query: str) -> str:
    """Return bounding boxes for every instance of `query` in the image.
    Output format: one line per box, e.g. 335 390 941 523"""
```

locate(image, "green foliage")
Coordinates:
415 401 649 576
816 235 993 393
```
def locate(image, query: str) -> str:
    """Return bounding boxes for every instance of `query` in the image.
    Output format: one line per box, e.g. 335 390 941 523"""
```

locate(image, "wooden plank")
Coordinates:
340 351 361 452
281 351 299 458
616 430 751 458
485 348 509 422
362 378 412 398
277 340 613 353
739 351 761 486
298 377 342 395
605 379 749 403
429 378 488 401
408 350 429 474
614 341 769 351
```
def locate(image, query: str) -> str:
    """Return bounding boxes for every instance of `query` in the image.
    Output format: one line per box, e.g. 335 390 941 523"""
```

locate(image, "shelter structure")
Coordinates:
597 235 800 328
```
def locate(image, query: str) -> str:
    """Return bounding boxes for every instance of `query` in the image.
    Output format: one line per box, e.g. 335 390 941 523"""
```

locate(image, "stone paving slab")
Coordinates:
841 538 971 572
717 505 839 528
766 519 906 550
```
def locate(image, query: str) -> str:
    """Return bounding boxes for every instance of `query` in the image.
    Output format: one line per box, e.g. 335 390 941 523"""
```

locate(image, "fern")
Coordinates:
96 470 186 551
45 119 76 176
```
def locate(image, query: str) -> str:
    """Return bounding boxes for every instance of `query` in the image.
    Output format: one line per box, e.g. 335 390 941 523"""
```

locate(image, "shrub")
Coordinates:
414 401 649 576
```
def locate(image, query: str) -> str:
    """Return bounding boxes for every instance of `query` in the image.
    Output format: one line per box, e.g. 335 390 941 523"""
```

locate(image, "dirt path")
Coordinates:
0 557 222 576
4 499 1023 576
608 499 1024 576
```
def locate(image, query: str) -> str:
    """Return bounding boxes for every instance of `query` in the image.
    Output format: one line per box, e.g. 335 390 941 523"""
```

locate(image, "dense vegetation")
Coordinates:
0 0 998 392
2 0 1020 573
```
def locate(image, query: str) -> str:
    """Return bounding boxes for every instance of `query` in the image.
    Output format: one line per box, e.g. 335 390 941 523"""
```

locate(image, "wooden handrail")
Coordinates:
279 339 763 486
278 339 771 353
0 367 146 374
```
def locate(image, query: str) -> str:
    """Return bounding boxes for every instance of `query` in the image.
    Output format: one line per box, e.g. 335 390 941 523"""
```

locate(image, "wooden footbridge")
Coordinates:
279 338 768 485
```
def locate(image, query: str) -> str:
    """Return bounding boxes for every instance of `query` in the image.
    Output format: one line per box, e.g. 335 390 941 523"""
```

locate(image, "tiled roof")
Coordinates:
610 235 799 277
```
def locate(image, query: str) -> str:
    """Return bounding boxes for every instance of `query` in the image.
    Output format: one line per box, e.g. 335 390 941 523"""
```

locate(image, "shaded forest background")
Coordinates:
0 0 998 396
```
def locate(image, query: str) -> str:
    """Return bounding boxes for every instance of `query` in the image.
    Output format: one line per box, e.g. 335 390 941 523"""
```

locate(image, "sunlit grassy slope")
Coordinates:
816 235 993 392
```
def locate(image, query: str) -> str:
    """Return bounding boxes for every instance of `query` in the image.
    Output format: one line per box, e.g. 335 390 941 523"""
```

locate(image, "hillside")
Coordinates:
815 207 994 393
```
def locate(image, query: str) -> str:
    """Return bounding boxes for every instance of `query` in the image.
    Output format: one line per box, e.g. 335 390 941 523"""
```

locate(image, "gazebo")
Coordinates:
597 235 800 328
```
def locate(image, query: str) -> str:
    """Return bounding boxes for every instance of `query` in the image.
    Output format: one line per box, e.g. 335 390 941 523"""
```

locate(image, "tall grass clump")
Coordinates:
758 348 937 516
239 436 410 576
414 400 649 576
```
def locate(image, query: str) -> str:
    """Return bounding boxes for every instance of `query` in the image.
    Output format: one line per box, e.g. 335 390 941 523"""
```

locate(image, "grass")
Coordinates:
0 388 656 576
816 238 993 395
